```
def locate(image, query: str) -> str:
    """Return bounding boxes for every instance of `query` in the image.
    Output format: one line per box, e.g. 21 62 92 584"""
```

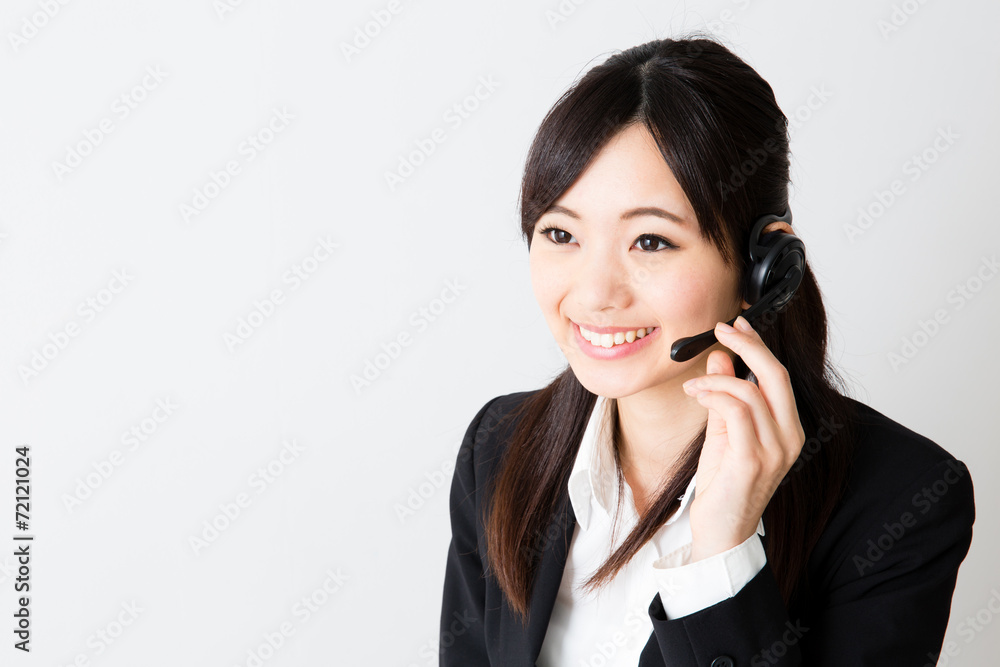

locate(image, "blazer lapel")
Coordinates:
498 492 578 667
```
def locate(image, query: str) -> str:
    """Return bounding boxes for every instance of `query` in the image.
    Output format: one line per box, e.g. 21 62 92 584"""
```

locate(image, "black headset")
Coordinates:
669 208 805 362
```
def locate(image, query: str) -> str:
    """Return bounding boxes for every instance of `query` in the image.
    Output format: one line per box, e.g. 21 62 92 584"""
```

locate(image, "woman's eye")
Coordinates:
538 226 575 244
536 227 676 252
634 234 676 252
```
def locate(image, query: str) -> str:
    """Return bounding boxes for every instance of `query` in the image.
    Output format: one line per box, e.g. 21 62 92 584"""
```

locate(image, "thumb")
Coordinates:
706 349 735 377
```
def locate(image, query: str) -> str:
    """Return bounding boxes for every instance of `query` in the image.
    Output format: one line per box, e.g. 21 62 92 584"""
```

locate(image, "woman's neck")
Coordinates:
612 383 709 514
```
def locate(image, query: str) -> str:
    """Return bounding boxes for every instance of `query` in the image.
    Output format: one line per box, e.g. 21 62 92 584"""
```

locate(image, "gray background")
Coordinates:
0 0 997 665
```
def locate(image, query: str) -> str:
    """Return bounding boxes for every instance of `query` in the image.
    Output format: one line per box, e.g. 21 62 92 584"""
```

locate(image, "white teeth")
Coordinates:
579 325 656 348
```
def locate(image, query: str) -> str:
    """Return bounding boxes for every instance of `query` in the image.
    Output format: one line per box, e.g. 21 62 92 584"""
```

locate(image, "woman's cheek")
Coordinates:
530 267 562 313
530 264 572 341
650 275 702 317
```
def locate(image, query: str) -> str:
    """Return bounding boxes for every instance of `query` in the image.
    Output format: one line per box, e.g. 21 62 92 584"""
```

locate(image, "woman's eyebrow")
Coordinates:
544 204 688 226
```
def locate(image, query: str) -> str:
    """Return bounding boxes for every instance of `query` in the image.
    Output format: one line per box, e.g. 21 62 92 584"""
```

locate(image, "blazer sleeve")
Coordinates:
439 397 498 667
644 457 975 666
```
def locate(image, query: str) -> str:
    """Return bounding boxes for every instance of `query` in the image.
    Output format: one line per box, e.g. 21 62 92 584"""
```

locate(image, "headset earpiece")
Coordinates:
669 207 806 362
743 208 804 312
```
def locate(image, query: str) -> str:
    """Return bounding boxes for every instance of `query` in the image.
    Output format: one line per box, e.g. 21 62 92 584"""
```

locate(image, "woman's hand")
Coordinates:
681 315 806 563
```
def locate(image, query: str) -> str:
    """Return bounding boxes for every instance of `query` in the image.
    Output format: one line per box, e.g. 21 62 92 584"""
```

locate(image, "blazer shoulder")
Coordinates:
457 388 543 484
813 395 975 579
841 395 971 493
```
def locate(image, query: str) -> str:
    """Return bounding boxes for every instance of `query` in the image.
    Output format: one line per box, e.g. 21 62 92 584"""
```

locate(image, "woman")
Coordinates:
440 36 975 666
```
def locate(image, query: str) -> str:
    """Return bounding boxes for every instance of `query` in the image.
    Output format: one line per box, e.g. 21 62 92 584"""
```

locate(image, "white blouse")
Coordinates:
537 394 767 666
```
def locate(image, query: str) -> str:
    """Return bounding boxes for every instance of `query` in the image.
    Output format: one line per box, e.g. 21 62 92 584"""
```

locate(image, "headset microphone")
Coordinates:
669 208 804 362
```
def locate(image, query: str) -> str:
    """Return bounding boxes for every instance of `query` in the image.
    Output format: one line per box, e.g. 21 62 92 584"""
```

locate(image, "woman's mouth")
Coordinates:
573 322 660 360
578 324 657 348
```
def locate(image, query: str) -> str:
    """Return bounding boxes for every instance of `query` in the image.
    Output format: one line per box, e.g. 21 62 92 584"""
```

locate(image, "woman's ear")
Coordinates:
762 221 793 236
740 222 794 311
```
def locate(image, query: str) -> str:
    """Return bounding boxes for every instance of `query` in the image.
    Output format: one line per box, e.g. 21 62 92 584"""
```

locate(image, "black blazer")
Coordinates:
440 389 976 666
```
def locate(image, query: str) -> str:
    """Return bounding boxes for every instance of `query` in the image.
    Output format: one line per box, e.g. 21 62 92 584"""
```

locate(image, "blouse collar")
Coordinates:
567 394 697 532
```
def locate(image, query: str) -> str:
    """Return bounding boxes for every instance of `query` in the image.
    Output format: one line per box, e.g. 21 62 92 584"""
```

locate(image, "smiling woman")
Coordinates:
528 123 748 402
440 35 975 667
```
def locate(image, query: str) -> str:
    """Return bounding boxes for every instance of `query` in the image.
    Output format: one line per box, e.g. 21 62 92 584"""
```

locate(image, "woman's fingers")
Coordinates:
713 316 805 446
683 350 783 453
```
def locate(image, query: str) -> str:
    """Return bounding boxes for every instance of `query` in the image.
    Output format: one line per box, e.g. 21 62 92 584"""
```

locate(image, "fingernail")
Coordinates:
734 316 753 332
716 321 736 334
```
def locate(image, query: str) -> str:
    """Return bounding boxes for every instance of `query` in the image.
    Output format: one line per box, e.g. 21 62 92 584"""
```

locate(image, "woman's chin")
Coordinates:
570 368 644 400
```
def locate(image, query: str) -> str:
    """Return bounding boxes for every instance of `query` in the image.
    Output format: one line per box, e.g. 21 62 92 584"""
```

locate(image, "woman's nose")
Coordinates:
572 246 633 312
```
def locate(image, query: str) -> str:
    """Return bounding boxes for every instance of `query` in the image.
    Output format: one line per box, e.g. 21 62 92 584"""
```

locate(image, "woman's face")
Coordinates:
529 123 744 399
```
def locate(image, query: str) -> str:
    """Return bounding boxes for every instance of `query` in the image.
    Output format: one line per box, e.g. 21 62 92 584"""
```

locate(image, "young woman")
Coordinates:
440 36 975 666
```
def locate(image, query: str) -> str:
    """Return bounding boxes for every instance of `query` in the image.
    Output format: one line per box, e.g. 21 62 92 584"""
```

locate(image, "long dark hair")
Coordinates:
483 34 860 627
